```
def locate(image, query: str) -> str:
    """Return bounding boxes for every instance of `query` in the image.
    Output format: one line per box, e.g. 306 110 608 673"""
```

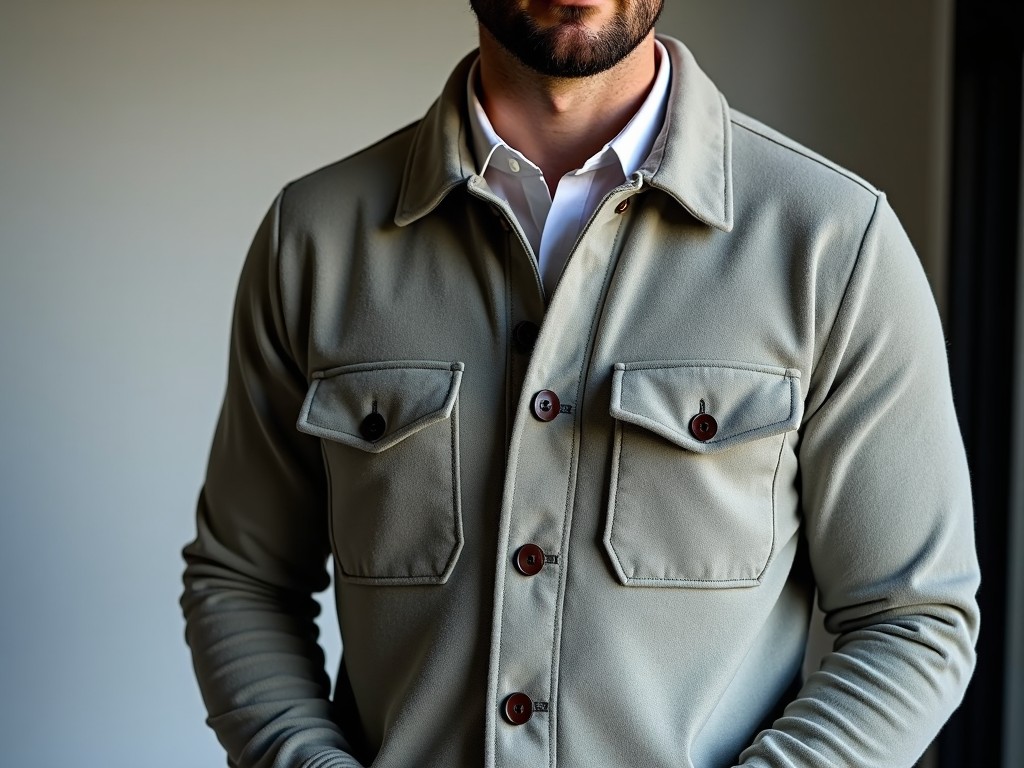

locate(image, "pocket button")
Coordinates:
689 412 718 442
360 412 387 441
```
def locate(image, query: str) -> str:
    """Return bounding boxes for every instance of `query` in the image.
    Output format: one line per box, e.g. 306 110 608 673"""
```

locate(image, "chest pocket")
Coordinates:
604 361 802 588
296 360 464 585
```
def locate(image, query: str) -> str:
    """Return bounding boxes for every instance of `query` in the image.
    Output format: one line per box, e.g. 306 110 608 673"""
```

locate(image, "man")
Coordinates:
181 2 980 767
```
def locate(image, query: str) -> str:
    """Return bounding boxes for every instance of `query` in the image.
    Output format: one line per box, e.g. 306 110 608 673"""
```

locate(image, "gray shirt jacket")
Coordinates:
181 36 981 768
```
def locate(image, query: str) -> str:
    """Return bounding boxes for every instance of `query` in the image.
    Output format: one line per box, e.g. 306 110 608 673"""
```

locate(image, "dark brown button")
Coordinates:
530 390 561 422
503 693 533 726
689 413 718 442
512 321 540 354
360 412 387 441
514 544 546 576
614 199 630 214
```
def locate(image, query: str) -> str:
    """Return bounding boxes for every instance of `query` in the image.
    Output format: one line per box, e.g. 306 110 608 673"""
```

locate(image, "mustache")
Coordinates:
548 6 591 23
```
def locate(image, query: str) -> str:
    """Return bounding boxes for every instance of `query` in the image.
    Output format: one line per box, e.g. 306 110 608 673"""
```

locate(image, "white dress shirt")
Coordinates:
467 40 671 290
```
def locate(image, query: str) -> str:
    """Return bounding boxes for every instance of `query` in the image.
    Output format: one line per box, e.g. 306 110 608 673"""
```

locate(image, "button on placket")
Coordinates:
530 390 561 422
502 692 533 725
514 544 546 576
512 321 540 354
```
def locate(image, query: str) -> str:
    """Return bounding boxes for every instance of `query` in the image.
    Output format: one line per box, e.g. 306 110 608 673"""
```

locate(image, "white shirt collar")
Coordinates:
467 39 672 182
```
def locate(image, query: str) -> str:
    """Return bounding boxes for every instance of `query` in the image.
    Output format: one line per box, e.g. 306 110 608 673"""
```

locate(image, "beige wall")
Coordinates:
0 3 953 765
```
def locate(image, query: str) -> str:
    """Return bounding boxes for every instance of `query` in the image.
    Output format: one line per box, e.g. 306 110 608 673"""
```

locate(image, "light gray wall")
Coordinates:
0 2 952 765
0 3 477 765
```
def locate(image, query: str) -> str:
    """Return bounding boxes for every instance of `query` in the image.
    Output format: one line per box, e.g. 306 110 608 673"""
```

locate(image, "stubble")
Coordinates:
469 0 664 79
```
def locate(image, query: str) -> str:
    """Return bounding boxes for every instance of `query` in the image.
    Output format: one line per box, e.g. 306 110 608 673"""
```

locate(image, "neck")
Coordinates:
476 27 658 194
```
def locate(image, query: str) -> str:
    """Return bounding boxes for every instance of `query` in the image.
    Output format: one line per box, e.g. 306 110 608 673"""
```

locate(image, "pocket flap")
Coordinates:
297 361 464 453
610 361 802 453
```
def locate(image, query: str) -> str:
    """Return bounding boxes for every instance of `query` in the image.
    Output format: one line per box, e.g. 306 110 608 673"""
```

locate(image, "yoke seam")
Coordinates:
731 119 879 196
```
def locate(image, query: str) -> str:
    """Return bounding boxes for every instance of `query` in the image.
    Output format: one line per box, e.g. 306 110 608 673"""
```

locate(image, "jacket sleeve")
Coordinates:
737 194 981 767
180 193 364 768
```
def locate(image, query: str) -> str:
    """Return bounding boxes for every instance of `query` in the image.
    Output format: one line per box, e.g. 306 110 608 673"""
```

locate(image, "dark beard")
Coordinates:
469 1 664 78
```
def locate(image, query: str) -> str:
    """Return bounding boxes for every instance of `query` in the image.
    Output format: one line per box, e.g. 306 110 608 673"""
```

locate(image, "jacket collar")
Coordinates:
395 35 733 233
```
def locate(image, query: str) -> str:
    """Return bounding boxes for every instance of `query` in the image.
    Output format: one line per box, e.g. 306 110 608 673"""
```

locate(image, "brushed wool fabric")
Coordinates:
181 36 980 768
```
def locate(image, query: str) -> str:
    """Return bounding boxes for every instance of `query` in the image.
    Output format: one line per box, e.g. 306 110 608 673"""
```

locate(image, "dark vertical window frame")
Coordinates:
940 2 1023 767
1004 57 1024 768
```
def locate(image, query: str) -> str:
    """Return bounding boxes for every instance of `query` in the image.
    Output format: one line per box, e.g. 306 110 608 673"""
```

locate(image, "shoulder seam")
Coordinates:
730 119 879 197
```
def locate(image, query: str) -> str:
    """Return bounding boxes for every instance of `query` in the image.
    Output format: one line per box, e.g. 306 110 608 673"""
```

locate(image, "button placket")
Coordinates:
472 182 548 462
487 188 638 768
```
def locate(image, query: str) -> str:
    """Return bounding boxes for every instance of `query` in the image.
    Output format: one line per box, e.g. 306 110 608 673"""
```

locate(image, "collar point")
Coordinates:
702 204 735 233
